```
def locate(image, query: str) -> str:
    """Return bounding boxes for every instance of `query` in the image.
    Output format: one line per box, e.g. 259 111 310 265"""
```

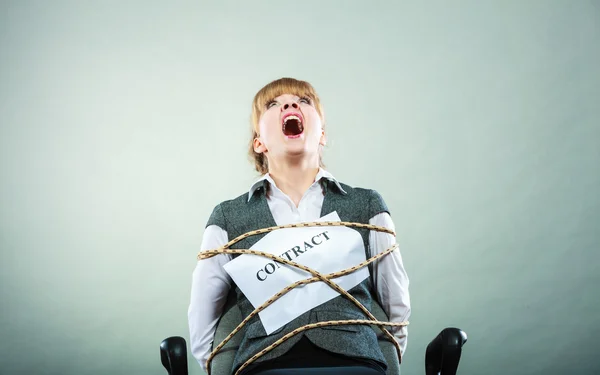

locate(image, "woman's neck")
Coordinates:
267 161 320 207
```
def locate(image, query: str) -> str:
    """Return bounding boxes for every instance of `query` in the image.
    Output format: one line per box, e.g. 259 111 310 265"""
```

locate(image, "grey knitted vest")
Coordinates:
206 179 390 373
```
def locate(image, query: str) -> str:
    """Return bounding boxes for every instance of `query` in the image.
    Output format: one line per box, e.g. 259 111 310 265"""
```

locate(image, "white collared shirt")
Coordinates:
188 169 411 371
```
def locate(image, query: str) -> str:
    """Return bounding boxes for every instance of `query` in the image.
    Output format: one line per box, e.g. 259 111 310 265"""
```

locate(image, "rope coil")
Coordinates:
197 221 409 375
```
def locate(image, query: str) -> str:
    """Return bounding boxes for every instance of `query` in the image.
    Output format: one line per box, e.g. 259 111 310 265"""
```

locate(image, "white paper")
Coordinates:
223 211 368 334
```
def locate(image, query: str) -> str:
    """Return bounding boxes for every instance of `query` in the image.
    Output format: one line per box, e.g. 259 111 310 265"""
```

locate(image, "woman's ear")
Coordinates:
319 130 327 146
254 137 267 153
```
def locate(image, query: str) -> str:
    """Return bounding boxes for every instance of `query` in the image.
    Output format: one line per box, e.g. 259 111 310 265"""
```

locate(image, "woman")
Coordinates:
188 77 411 375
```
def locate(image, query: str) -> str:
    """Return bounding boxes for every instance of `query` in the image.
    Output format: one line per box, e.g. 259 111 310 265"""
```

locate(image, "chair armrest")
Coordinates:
425 327 468 375
160 336 189 375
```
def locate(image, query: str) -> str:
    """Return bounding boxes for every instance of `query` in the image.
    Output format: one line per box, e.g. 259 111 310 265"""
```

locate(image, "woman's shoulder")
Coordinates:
326 180 390 216
204 190 252 227
337 181 387 202
209 190 250 213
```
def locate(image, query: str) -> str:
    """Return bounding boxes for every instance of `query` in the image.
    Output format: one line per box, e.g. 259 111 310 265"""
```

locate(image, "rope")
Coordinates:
197 221 408 375
202 244 399 373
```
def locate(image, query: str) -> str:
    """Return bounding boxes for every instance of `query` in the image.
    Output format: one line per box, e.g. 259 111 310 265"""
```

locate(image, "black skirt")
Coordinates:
239 335 387 375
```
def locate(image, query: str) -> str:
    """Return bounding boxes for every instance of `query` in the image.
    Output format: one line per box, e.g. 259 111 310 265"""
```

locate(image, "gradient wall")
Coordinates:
1 1 599 374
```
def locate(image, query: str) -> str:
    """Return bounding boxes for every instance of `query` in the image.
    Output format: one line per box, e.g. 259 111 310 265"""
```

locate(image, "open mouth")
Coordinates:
282 114 304 137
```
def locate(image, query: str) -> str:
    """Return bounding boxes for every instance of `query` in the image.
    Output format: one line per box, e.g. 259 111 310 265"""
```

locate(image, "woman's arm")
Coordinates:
188 225 232 372
369 212 411 355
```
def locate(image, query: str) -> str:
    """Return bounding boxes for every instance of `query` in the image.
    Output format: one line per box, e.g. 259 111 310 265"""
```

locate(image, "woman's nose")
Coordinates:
282 102 299 111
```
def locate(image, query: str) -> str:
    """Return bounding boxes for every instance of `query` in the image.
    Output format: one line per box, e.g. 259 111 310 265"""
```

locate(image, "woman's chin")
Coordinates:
284 148 320 162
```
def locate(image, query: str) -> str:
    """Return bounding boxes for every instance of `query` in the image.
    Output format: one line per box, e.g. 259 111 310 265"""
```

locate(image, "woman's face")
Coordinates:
254 93 326 166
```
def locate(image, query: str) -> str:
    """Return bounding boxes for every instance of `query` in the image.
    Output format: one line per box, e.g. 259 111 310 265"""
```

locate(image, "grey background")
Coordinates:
1 1 599 374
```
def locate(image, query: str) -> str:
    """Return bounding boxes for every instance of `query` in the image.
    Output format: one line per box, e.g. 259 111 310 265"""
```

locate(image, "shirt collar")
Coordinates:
247 168 347 202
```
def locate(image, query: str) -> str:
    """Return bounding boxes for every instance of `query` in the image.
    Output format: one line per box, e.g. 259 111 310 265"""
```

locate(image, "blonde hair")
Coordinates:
248 77 326 174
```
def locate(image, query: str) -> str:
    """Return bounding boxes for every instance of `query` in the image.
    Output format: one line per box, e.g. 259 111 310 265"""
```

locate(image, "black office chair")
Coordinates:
161 327 466 375
162 289 467 375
